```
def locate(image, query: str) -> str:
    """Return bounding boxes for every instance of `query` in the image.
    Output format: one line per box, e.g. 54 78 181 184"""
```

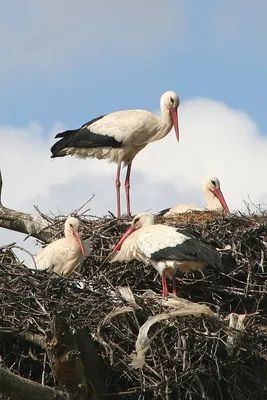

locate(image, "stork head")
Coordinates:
65 217 86 256
112 213 155 254
160 91 180 142
201 176 230 214
131 212 155 229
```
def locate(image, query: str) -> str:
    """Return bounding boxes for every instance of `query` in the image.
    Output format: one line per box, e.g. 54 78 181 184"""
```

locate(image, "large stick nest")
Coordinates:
1 211 267 399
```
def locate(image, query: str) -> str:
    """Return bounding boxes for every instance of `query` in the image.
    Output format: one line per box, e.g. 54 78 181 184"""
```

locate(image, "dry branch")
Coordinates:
74 327 108 397
0 328 46 348
46 315 96 400
1 210 267 398
0 366 66 400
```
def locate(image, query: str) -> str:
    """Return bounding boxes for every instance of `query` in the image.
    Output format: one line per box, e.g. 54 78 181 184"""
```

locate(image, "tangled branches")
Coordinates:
1 212 267 399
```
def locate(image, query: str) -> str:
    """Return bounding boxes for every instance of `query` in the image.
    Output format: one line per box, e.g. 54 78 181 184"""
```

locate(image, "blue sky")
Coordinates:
1 0 267 261
1 0 266 131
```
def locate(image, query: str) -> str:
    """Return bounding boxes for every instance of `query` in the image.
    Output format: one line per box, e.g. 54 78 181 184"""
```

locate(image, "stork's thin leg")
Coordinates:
115 163 121 218
125 162 132 217
172 277 177 296
161 274 168 297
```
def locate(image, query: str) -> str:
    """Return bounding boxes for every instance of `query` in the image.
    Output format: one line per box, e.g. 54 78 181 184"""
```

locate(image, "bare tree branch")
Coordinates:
46 315 98 400
0 328 46 348
75 327 108 396
0 366 67 400
0 170 56 243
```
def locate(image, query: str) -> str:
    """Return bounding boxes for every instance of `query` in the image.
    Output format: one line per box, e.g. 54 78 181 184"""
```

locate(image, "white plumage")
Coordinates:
162 176 230 217
111 213 222 297
60 110 164 164
51 91 180 217
34 217 86 276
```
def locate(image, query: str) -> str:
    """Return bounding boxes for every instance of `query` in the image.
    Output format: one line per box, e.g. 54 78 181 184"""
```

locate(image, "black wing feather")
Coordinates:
156 207 171 216
54 115 106 139
175 228 209 242
151 231 222 270
50 114 124 158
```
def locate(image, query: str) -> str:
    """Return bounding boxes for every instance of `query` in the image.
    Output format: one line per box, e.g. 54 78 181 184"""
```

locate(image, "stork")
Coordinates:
34 217 86 276
111 213 222 297
50 91 180 217
159 176 230 217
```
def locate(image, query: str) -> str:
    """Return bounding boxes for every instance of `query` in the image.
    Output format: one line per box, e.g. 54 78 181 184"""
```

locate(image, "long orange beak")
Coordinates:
73 230 86 256
212 188 230 214
170 108 179 142
112 225 136 254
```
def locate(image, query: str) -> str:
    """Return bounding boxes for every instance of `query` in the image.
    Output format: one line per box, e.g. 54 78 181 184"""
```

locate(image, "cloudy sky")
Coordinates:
0 1 267 261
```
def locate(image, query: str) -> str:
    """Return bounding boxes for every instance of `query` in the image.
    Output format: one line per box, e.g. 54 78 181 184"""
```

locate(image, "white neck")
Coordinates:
65 227 75 241
141 221 154 228
203 189 223 211
152 103 173 142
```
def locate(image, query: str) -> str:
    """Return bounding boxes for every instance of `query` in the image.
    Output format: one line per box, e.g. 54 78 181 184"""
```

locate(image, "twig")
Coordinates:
0 242 16 251
12 245 37 268
75 194 95 215
41 352 46 387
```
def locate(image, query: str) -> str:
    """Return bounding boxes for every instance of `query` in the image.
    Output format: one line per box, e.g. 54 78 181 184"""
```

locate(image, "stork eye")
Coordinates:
70 224 73 228
211 180 216 186
134 217 140 224
170 97 174 103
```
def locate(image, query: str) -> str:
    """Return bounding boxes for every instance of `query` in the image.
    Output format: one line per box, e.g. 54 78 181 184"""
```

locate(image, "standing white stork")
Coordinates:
50 91 180 217
159 176 230 217
34 217 86 276
111 213 222 297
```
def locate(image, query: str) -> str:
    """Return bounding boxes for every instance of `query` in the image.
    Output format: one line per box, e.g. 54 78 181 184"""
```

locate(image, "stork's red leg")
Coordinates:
161 274 168 297
172 277 177 296
125 162 132 217
115 163 121 218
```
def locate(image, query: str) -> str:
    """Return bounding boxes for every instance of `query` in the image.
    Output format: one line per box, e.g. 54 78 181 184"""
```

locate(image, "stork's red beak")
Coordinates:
212 188 230 214
170 108 179 142
112 225 136 254
73 230 86 256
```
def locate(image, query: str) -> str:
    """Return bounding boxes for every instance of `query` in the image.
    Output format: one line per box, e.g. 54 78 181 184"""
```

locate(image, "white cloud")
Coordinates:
0 97 266 263
0 0 184 76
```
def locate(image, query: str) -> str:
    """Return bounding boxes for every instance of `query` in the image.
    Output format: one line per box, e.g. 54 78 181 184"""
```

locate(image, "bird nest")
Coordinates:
1 211 267 399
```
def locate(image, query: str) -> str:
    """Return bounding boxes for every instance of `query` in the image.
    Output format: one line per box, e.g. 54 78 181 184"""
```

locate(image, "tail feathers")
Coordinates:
51 114 107 158
192 237 223 271
55 128 79 139
207 249 223 271
50 129 78 158
185 234 223 271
